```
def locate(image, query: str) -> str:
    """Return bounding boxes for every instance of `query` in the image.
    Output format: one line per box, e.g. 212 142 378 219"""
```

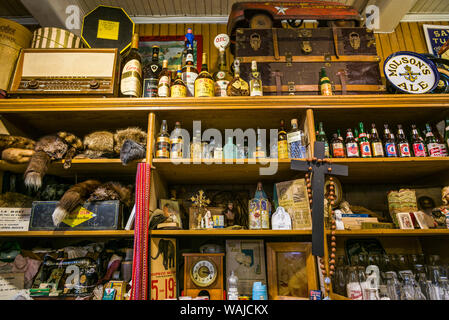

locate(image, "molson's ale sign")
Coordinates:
384 51 439 94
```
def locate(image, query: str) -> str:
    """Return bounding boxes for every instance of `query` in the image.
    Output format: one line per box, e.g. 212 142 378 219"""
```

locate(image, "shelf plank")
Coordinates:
153 157 449 184
0 230 134 237
0 159 143 177
330 229 449 236
150 229 312 237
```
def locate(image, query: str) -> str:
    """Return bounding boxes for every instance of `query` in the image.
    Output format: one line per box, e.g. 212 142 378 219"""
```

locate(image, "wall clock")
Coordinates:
183 253 224 300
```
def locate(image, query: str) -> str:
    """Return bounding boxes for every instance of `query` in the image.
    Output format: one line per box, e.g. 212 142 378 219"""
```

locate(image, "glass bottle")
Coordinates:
384 271 401 300
425 123 441 157
227 270 239 300
383 125 397 157
157 59 171 97
195 52 214 97
190 128 202 161
400 273 415 300
439 277 449 300
334 256 347 296
170 121 183 159
120 33 142 97
359 122 372 158
317 122 330 158
223 137 237 160
345 129 359 158
253 127 266 158
346 266 363 300
277 119 289 160
213 38 232 97
370 123 384 157
287 119 307 159
226 60 250 96
142 45 161 98
170 65 187 97
331 133 345 158
411 124 427 157
337 129 344 143
155 120 170 159
397 124 411 157
433 124 448 157
249 182 271 230
181 44 198 97
354 128 360 143
249 61 263 96
319 67 332 96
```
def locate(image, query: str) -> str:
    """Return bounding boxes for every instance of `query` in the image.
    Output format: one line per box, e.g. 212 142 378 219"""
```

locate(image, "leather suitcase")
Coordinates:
235 27 385 95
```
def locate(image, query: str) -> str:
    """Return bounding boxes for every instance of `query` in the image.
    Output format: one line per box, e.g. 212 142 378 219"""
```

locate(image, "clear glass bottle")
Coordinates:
213 40 232 97
287 119 307 159
223 136 237 160
346 266 363 300
253 127 266 158
249 61 263 96
227 270 239 300
157 59 171 97
170 121 183 159
190 128 202 161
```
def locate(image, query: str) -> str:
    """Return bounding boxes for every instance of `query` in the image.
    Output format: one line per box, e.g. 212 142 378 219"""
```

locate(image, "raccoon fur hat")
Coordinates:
52 180 133 226
0 134 35 151
24 133 83 190
83 131 114 152
113 127 147 154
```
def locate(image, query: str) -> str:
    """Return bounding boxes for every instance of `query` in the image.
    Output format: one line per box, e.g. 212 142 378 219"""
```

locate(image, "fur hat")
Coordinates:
0 134 35 151
120 139 146 165
83 131 114 152
114 127 147 154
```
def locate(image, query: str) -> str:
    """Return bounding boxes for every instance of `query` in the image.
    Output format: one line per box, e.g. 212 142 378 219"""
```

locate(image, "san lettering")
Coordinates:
223 304 269 316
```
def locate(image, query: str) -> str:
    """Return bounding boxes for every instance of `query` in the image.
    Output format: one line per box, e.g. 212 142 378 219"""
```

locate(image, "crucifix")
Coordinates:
291 141 348 257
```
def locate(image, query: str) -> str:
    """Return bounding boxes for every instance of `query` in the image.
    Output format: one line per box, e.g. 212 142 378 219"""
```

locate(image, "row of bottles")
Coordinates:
155 119 308 160
316 121 449 158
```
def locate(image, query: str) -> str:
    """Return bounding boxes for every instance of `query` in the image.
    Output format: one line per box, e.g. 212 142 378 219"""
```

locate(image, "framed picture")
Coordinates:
412 211 429 229
225 240 267 297
266 242 317 300
139 35 203 71
423 24 449 56
159 199 183 229
397 212 414 230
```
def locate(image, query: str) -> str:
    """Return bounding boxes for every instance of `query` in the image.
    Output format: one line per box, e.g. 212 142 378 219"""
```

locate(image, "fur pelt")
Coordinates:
56 132 83 169
24 150 51 190
0 192 34 208
120 139 146 165
2 148 34 163
0 134 35 151
74 150 115 159
87 182 133 207
113 127 147 154
52 179 102 226
83 131 114 152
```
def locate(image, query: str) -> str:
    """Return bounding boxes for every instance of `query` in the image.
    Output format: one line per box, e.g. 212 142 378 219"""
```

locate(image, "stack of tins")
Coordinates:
0 18 32 97
31 27 84 49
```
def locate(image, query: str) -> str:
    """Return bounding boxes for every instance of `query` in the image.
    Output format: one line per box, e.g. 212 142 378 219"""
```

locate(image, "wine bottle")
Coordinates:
120 33 142 97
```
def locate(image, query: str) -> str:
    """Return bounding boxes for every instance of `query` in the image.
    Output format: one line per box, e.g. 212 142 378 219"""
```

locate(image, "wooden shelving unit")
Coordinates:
150 229 312 237
330 229 449 236
0 230 134 237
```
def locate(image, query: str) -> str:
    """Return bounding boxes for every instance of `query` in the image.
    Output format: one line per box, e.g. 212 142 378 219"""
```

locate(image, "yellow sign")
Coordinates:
97 20 120 41
62 207 95 227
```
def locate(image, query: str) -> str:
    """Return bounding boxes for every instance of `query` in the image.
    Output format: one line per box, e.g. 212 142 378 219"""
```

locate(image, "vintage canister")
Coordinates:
0 18 32 92
31 27 84 48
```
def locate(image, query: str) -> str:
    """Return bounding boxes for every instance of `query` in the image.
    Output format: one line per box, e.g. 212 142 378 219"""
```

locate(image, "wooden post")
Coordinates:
146 112 156 164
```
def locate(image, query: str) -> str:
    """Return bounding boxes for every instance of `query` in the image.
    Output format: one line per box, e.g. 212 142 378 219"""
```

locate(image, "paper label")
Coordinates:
346 142 359 157
158 76 170 97
182 71 198 97
428 143 440 157
97 20 120 41
372 142 384 157
195 78 214 97
439 144 448 157
360 141 372 157
62 207 95 227
332 142 345 157
399 143 411 157
277 140 289 159
156 137 170 158
170 84 187 97
121 59 142 97
0 208 31 231
385 143 397 157
320 83 332 96
413 143 426 157
214 79 229 97
0 273 24 300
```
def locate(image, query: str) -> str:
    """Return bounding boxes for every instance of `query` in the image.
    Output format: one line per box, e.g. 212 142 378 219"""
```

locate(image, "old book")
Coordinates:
361 222 395 229
276 179 312 230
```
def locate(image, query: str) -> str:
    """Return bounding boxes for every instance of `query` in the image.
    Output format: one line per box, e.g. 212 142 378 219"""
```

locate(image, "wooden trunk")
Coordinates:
235 27 385 95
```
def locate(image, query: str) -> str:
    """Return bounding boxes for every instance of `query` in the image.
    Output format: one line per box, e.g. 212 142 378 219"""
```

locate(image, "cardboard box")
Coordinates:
150 238 176 300
29 200 123 231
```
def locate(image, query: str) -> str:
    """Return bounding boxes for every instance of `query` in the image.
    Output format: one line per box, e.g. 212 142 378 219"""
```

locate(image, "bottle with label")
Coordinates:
190 128 202 161
319 67 332 96
317 122 330 158
171 65 187 98
337 129 344 143
287 119 307 159
253 127 266 158
249 182 271 230
120 33 142 97
223 137 237 160
354 128 360 143
142 45 161 98
383 124 397 157
157 60 171 97
425 123 440 157
181 44 198 97
227 60 250 96
370 123 384 157
397 124 411 157
195 52 214 97
249 61 263 96
155 120 170 159
213 51 231 97
345 129 360 158
433 124 448 157
170 121 183 159
411 125 427 157
278 119 289 159
358 122 372 158
331 133 345 158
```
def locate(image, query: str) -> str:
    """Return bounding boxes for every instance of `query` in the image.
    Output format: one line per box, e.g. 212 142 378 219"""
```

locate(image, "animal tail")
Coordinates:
24 151 51 190
52 179 102 226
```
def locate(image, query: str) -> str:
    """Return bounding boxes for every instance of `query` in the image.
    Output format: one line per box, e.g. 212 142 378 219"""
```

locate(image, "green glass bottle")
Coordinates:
358 122 372 158
317 122 330 158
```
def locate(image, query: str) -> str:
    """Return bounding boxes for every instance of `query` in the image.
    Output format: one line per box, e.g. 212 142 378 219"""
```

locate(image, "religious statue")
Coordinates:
223 201 236 227
190 190 212 229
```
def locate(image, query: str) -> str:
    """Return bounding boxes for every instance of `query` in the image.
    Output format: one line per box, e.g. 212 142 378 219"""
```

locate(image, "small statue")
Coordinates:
223 201 236 227
334 210 345 230
339 201 353 214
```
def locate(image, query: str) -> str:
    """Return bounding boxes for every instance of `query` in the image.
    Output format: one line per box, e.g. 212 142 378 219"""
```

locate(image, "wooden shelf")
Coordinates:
0 230 134 237
330 229 449 236
0 159 143 177
150 229 312 237
152 157 449 184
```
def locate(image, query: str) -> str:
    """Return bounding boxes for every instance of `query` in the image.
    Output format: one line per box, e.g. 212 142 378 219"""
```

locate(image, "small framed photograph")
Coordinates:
412 211 429 229
397 212 414 230
266 242 317 300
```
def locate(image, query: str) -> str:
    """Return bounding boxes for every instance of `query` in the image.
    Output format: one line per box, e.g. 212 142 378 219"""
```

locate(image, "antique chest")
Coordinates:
235 27 385 95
